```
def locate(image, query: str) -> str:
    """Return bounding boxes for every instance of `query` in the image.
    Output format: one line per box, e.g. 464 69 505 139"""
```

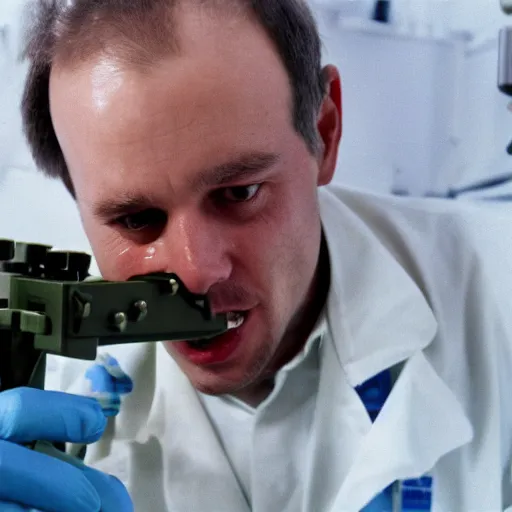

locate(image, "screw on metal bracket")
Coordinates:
169 278 179 296
129 300 148 322
111 312 128 332
71 291 92 333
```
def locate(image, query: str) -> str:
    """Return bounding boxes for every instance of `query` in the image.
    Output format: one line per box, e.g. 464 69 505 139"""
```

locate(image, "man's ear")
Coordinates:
316 65 342 186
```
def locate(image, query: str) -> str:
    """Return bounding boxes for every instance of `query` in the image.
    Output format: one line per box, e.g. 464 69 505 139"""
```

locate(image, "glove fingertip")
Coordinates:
81 401 108 443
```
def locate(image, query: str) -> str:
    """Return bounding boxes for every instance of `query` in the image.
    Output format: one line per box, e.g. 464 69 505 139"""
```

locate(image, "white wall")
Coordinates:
0 0 23 22
450 0 509 34
0 0 95 260
0 169 92 250
316 20 466 196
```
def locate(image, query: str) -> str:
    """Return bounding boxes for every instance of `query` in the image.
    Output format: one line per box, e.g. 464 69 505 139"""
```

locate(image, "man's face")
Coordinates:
49 8 339 396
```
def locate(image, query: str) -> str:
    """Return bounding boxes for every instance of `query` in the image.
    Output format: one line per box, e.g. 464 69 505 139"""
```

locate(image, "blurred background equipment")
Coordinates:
427 0 512 202
501 0 512 15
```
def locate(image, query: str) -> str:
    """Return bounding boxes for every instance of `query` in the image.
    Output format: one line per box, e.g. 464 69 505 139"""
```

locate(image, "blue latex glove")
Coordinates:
0 387 134 512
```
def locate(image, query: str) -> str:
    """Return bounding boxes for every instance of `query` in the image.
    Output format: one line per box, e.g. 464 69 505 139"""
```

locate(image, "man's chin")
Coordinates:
174 359 258 396
162 326 274 401
183 365 276 406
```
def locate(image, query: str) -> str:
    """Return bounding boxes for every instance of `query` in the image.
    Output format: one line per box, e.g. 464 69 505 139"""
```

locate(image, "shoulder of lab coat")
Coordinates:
323 184 511 332
328 185 512 357
323 184 512 471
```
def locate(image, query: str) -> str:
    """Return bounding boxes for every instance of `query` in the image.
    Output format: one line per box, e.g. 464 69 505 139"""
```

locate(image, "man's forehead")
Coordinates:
49 14 292 157
49 0 289 116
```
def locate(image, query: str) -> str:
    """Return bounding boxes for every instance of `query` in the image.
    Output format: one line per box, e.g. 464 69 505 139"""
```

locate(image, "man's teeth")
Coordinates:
186 312 245 349
227 312 245 330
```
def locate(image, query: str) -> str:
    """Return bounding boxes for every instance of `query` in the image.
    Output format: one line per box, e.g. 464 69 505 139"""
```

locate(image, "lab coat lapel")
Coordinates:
330 352 474 510
301 335 374 512
319 186 440 385
315 187 474 510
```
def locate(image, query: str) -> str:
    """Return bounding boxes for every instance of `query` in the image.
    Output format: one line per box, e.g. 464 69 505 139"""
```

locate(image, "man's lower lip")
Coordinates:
173 312 250 365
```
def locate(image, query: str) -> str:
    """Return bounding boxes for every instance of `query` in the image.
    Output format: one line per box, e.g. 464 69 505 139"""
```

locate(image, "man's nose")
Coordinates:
153 215 233 295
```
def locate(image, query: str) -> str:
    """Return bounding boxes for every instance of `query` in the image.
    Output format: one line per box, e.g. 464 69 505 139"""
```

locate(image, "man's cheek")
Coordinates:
93 243 138 280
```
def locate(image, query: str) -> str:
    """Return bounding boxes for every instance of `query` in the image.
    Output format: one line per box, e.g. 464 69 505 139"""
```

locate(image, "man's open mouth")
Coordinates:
187 311 247 350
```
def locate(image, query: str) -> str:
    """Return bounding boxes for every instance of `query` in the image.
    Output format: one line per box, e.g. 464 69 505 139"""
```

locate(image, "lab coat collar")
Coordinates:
328 351 473 510
315 186 474 510
318 185 439 385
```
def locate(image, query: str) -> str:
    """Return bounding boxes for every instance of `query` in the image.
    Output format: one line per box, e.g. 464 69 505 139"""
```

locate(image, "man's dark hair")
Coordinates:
20 0 326 196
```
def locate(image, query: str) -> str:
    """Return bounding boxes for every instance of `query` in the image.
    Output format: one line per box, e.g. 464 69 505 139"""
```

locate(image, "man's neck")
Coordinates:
233 234 331 407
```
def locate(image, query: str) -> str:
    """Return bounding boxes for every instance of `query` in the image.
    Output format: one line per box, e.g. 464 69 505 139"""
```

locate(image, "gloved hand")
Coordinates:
0 387 134 512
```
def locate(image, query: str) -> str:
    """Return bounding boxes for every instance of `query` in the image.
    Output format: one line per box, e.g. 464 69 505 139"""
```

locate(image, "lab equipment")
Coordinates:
0 238 227 391
498 28 512 96
502 0 512 15
372 0 391 23
422 172 512 200
0 238 228 467
496 1 512 169
498 0 512 154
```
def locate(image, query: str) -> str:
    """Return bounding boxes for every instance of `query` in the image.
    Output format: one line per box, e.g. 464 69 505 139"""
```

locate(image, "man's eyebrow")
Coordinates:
92 193 156 220
92 152 280 219
188 151 280 190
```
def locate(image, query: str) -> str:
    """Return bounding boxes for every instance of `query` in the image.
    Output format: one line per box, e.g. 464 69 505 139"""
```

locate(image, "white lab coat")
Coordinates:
51 185 512 511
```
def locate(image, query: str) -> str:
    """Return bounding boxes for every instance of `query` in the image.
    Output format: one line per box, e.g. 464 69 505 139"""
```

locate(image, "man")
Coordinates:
0 0 511 510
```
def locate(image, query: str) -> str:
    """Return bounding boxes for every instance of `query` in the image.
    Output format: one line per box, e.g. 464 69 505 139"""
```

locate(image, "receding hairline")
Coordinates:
48 0 257 71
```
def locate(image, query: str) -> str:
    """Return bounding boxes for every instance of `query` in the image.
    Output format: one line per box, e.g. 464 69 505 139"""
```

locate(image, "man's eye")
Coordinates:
116 209 167 231
222 184 261 203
